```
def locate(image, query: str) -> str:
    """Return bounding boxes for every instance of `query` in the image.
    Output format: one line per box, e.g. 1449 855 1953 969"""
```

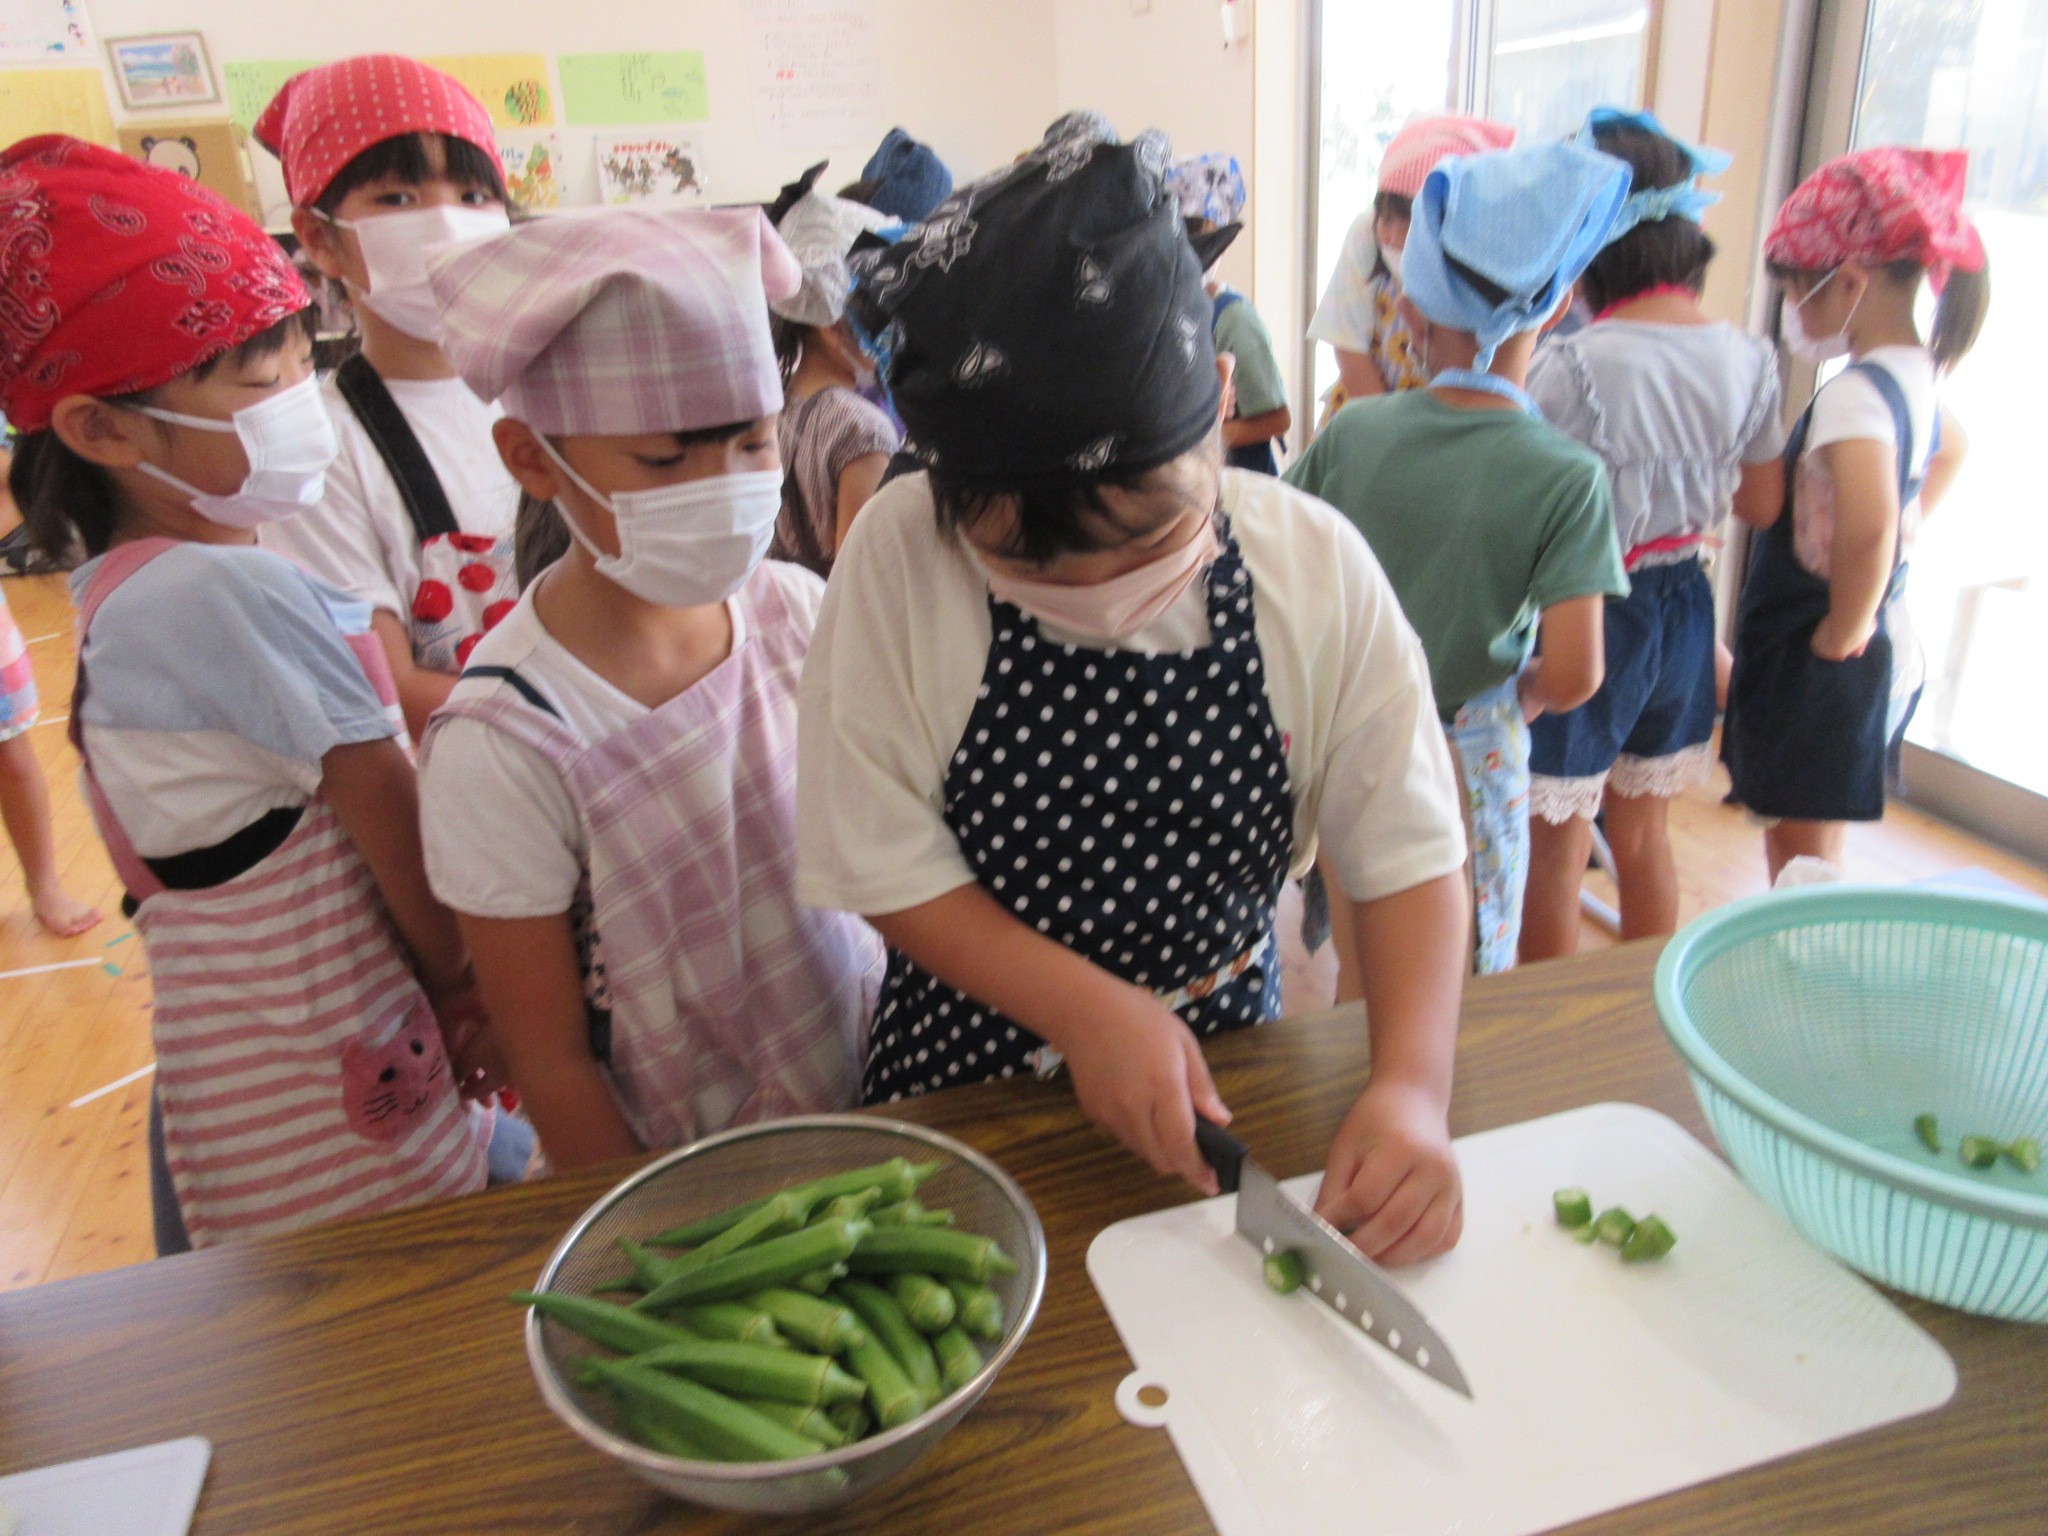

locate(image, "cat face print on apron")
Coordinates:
70 539 486 1247
866 521 1295 1102
434 568 882 1150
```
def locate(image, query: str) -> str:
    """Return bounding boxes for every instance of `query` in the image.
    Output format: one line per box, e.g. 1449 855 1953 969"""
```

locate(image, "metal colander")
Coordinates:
523 1115 1048 1515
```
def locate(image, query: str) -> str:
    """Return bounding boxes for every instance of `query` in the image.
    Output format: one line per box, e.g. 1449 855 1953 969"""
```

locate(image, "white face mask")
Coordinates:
327 204 510 340
1784 268 1853 364
1381 242 1404 282
536 436 783 608
134 375 339 529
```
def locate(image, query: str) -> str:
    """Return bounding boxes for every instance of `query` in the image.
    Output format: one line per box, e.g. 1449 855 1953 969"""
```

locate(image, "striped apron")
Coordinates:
73 539 486 1247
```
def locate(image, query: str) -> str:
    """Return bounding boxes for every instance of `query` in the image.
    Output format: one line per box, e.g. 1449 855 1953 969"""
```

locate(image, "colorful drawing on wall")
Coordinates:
108 33 220 111
560 52 708 126
0 0 91 63
223 58 320 133
424 54 555 129
117 119 258 215
0 65 113 144
595 132 704 205
496 132 560 209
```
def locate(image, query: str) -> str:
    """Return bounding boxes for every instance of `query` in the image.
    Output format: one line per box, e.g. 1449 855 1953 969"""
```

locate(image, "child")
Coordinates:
769 167 902 575
1723 148 1982 879
1287 140 1633 976
1518 110 1786 957
254 56 520 740
418 206 883 1170
803 117 1471 1265
1167 153 1290 474
1 583 98 933
1307 115 1516 419
0 138 496 1249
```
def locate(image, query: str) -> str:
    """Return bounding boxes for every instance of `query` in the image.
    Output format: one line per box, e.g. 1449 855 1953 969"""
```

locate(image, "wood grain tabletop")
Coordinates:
0 941 2040 1535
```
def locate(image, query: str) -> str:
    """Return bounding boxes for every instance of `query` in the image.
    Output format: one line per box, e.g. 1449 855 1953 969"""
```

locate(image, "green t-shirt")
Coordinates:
1212 289 1287 418
1285 389 1626 718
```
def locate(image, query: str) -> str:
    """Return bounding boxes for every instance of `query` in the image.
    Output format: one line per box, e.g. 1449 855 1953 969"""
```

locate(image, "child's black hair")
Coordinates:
514 420 765 585
1371 190 1413 280
929 449 1217 568
312 131 509 215
771 313 820 383
10 313 310 565
1579 121 1717 316
1766 254 1991 373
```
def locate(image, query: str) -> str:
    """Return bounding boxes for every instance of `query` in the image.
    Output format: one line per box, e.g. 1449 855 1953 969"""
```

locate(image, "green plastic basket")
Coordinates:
1655 885 2048 1321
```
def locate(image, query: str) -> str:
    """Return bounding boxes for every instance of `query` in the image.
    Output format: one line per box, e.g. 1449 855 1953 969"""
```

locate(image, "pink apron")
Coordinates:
73 539 486 1247
427 566 881 1150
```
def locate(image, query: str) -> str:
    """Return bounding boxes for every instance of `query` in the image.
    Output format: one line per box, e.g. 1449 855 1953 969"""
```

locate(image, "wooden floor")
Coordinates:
3 567 2046 1294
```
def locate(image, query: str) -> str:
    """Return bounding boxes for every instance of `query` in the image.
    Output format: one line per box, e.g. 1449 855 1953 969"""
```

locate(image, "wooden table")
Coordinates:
0 942 2041 1534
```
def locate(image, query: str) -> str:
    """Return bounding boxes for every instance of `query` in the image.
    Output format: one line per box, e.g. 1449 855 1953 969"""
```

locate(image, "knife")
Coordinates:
1195 1118 1473 1399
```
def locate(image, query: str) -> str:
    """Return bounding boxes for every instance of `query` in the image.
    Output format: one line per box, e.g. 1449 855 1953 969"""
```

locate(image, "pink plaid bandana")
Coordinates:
1766 147 1984 290
255 55 496 207
1379 115 1517 200
426 205 801 435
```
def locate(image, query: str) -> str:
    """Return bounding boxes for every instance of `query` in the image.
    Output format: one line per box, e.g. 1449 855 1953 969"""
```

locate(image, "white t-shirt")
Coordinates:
796 468 1466 914
421 563 827 919
262 372 519 620
1794 344 1939 581
71 543 398 858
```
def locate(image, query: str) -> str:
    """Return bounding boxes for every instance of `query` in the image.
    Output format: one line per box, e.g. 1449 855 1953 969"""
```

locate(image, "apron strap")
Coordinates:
333 354 461 545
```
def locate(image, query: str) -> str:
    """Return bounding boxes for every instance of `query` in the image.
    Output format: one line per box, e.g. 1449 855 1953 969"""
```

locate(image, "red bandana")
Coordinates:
255 54 497 208
1765 147 1984 291
0 136 307 432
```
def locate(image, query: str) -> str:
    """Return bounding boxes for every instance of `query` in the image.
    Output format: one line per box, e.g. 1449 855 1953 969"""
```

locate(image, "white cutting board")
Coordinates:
1088 1102 1955 1536
0 1438 210 1536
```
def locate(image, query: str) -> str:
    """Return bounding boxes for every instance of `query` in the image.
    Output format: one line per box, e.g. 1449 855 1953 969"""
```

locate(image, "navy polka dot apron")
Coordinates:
864 522 1295 1102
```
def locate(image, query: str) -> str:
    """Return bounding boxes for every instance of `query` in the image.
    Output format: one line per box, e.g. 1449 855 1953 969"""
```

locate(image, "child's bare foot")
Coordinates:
30 884 100 937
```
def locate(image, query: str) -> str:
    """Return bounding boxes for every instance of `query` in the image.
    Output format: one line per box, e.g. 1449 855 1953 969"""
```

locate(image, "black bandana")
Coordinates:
849 115 1222 489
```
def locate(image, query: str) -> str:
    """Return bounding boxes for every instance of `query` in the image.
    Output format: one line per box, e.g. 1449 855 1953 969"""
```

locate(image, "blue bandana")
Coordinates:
1577 106 1732 246
1400 141 1631 368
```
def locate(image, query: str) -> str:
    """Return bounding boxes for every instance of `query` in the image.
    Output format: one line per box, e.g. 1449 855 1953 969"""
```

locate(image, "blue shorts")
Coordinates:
1529 559 1719 821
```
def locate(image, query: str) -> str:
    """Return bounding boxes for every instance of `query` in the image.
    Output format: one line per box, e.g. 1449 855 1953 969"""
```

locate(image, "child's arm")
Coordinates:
834 452 892 555
1730 458 1785 530
1516 594 1605 721
456 910 641 1169
1314 868 1468 1264
870 884 1230 1194
1335 348 1389 398
369 611 455 744
319 738 501 1094
1224 405 1293 450
1811 438 1900 661
1919 406 1969 519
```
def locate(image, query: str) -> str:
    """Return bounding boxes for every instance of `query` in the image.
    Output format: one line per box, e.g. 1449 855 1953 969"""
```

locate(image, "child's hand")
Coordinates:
1810 615 1875 662
430 982 510 1101
1313 1081 1463 1265
1060 988 1232 1195
1515 665 1546 723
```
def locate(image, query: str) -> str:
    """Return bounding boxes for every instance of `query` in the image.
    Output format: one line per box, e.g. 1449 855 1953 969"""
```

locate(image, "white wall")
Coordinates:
84 0 1059 221
1053 0 1259 289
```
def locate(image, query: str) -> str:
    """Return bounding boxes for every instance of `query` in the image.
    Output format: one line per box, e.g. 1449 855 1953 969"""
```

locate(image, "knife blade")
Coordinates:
1196 1118 1473 1399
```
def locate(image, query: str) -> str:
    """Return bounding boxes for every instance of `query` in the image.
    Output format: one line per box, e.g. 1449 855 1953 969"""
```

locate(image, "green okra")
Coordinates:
512 1291 699 1356
826 1398 873 1440
633 1219 870 1313
739 1397 852 1448
2008 1137 2041 1174
1960 1135 2003 1170
581 1358 826 1461
933 1325 984 1394
795 1262 848 1295
1553 1188 1594 1230
868 1199 956 1228
618 1236 682 1290
836 1279 943 1401
888 1271 957 1335
1593 1207 1637 1248
627 1336 866 1407
944 1278 1005 1341
667 1191 813 1276
842 1333 927 1430
749 1287 870 1354
1914 1114 1942 1154
678 1302 789 1349
846 1225 1019 1283
646 1158 936 1248
1263 1249 1306 1295
617 1402 720 1460
1620 1214 1677 1262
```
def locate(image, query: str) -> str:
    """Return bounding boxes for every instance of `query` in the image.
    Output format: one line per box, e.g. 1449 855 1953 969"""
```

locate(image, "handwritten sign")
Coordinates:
749 0 882 146
223 58 319 132
559 52 707 126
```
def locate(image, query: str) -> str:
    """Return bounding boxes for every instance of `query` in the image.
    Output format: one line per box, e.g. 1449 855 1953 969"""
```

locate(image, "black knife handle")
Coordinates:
1194 1116 1247 1194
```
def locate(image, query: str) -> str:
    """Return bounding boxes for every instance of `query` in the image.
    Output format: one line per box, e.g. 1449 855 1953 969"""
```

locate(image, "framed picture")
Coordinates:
107 33 219 111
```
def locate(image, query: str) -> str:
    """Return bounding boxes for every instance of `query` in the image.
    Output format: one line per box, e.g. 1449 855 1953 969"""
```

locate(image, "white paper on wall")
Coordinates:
0 0 90 62
747 0 882 147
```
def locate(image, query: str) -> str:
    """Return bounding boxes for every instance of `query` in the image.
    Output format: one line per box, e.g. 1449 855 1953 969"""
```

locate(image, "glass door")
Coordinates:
1811 0 2048 854
1309 0 1655 404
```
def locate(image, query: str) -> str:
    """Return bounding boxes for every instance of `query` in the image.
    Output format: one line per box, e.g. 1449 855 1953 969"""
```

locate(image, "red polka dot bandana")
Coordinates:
0 136 307 432
254 54 496 208
1766 147 1984 291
